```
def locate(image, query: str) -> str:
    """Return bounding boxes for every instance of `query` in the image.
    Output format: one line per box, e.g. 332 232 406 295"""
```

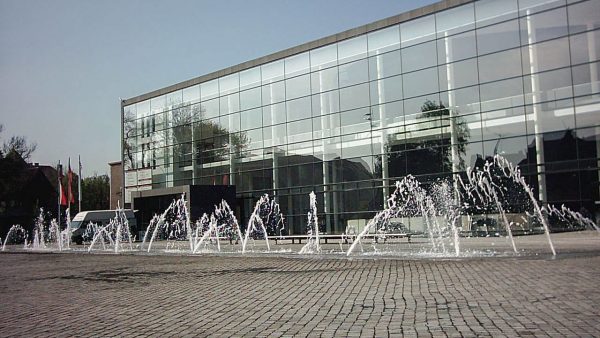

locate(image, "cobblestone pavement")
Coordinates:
1 239 600 337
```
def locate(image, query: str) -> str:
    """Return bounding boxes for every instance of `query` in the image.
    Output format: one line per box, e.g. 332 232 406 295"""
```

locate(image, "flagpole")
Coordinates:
68 157 71 217
57 160 61 224
78 155 82 212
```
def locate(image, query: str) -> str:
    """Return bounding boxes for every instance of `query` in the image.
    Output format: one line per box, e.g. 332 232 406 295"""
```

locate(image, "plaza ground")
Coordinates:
1 231 600 337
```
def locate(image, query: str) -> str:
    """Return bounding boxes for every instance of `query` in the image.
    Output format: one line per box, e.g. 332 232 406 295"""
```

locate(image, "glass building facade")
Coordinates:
122 0 600 234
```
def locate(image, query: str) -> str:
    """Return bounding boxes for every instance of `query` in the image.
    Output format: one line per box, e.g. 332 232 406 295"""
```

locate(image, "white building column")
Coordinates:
444 32 462 213
375 51 391 202
319 71 336 233
527 10 547 204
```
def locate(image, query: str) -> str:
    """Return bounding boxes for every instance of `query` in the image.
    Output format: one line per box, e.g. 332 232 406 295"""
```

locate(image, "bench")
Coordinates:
267 233 411 244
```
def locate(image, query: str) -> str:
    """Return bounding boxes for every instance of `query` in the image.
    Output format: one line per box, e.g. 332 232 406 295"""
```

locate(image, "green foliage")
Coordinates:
81 175 110 211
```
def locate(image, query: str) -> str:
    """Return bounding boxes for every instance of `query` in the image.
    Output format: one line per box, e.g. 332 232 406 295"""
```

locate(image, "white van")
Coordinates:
70 210 137 244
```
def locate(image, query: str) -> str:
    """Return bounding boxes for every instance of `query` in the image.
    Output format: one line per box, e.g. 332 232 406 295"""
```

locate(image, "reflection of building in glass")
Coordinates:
122 0 600 234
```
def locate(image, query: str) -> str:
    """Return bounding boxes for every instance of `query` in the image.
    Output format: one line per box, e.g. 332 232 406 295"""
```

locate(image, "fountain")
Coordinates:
299 192 320 254
345 155 599 257
87 208 134 253
28 208 72 251
2 155 597 258
2 225 27 251
241 194 284 253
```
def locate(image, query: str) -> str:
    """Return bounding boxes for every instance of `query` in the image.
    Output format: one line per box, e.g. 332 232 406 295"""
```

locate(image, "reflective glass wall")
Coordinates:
123 0 600 233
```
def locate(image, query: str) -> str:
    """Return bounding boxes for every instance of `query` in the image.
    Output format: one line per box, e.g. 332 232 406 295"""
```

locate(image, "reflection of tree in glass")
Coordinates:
123 104 249 170
376 100 470 177
122 109 136 170
417 100 470 173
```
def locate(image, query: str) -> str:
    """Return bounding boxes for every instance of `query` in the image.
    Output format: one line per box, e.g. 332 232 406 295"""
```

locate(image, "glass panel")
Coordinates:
286 96 312 122
568 0 600 34
240 107 263 131
262 81 285 105
339 83 370 111
401 40 437 72
272 122 288 146
285 74 311 100
481 107 528 140
475 0 518 27
137 100 150 118
340 107 371 135
438 58 478 90
570 30 600 65
246 128 264 149
368 50 401 80
310 44 338 71
201 79 219 100
437 30 477 64
220 93 239 115
400 15 436 47
311 67 339 94
202 98 219 119
525 99 575 133
370 75 403 105
226 112 240 133
479 77 524 112
341 133 373 159
476 19 521 55
338 35 367 64
572 61 600 96
262 102 286 126
478 48 522 83
338 59 369 87
519 0 566 14
240 67 261 90
482 136 528 167
574 94 600 128
285 52 310 78
524 67 573 104
219 74 239 95
182 85 200 104
312 90 340 116
166 90 183 108
368 25 400 56
240 87 262 110
402 67 439 98
313 113 341 139
520 7 568 44
371 100 403 127
404 94 441 119
287 119 313 143
522 37 570 75
436 3 475 37
261 60 284 84
440 85 481 115
150 95 166 114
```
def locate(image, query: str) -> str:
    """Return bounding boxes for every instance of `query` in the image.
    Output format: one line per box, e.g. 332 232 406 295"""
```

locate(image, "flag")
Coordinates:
68 158 75 204
58 164 67 206
78 155 82 211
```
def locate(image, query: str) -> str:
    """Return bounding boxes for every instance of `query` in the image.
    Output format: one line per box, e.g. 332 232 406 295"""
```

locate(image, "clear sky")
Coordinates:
0 0 437 176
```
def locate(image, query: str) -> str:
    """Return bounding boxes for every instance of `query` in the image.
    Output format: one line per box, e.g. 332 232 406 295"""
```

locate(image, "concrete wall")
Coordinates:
109 161 122 209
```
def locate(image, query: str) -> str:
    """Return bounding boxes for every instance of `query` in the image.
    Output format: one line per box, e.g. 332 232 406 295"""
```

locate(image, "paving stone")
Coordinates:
0 246 599 337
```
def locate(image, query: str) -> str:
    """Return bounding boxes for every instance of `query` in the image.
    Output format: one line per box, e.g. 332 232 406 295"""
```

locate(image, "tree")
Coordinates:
81 175 109 210
122 103 249 170
0 124 37 161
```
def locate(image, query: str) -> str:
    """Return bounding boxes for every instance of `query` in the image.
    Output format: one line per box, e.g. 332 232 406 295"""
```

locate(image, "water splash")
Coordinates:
87 208 134 253
299 192 320 254
2 225 27 251
242 194 284 253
